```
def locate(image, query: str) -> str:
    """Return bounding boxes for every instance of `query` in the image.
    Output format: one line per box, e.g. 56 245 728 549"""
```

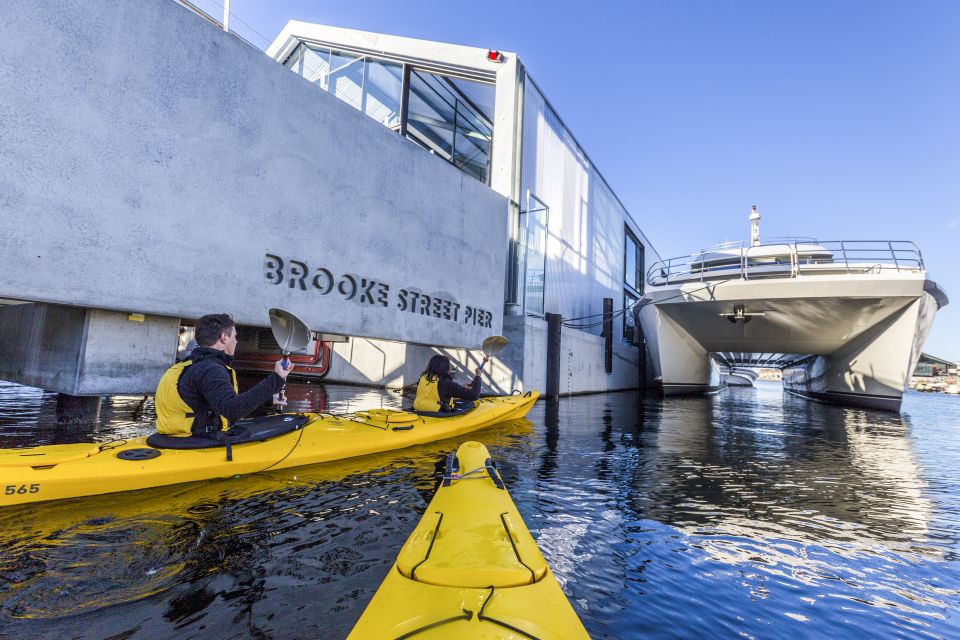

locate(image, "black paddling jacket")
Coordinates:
178 347 283 435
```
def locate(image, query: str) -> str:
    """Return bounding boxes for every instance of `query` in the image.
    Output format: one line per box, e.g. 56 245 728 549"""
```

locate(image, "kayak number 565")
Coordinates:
5 484 39 495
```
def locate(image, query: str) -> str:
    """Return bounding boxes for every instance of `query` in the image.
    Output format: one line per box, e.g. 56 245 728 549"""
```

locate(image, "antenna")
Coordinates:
749 205 761 247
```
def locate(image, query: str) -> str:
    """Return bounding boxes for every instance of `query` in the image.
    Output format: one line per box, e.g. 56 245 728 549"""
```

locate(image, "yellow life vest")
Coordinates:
413 375 453 412
155 360 238 436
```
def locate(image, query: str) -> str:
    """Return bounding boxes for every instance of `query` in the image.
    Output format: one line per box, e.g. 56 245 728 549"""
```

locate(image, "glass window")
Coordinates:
623 290 639 342
406 70 493 183
407 70 457 158
329 51 364 111
281 39 493 184
283 43 304 74
523 195 549 317
302 46 331 87
453 106 492 183
625 228 644 294
363 60 402 128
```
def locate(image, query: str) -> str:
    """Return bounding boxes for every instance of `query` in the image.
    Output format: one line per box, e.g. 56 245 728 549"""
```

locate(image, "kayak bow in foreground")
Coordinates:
0 392 539 506
348 440 589 640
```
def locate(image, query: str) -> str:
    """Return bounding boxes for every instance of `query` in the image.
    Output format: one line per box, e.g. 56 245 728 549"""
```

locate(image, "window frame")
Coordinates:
624 226 644 296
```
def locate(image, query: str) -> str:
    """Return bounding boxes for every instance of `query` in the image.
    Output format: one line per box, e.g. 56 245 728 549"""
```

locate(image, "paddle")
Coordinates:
475 335 508 374
268 308 312 412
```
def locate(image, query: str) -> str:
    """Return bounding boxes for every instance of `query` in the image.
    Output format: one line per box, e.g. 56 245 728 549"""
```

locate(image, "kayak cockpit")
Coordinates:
145 413 310 450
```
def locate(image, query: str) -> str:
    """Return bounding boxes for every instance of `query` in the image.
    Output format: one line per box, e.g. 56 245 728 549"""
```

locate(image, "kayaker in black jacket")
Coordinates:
413 354 487 413
155 313 291 437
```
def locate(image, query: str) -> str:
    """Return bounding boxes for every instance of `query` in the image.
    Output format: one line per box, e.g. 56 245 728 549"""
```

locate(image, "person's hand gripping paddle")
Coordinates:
268 308 312 413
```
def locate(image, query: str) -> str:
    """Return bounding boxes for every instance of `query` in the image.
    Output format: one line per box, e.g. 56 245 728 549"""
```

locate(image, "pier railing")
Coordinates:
646 240 925 286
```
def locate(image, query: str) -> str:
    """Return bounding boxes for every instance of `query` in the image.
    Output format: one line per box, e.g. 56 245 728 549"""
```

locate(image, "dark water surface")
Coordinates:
0 380 957 639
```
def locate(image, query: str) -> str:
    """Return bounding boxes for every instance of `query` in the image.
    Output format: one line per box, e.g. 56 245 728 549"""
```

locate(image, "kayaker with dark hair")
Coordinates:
413 354 487 413
155 313 291 437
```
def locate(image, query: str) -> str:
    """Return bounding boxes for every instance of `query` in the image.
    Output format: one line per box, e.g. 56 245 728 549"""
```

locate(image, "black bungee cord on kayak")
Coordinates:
392 586 543 640
477 586 542 640
499 511 537 584
256 423 307 473
393 609 474 640
409 511 444 580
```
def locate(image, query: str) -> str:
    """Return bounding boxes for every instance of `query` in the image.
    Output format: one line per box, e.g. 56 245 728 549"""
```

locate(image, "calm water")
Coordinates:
0 379 958 639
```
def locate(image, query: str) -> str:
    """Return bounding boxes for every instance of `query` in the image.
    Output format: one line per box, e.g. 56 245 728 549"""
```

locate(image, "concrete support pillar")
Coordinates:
0 303 180 395
545 313 562 398
602 297 613 375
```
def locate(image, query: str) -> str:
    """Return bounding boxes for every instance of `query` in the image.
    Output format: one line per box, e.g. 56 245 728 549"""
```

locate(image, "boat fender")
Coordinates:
116 448 161 461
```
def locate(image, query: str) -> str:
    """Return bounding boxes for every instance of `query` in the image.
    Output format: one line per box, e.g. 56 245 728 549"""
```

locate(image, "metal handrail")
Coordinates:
702 236 818 252
647 240 925 287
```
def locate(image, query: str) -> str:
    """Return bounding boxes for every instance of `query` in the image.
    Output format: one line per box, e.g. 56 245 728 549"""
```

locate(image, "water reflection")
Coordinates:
0 380 958 639
644 388 932 551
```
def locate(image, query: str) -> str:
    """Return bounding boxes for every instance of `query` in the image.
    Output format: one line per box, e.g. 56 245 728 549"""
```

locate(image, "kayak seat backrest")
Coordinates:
408 404 476 418
145 414 310 449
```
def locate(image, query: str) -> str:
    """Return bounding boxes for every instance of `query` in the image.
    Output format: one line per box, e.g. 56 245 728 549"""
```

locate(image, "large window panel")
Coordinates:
407 70 457 158
302 46 331 86
281 39 494 184
625 228 644 294
407 70 492 184
523 195 549 317
329 51 364 110
453 107 492 183
363 60 402 128
284 43 304 74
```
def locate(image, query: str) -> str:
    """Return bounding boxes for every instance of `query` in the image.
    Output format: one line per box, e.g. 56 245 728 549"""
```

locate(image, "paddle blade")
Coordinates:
268 308 312 355
481 335 509 358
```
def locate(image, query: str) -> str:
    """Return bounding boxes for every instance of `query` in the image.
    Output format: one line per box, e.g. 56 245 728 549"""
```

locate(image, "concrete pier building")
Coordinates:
0 1 657 398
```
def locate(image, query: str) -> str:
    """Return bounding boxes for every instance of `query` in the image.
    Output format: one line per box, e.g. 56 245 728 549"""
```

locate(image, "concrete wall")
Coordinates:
502 315 641 394
325 338 524 395
0 0 507 350
0 303 179 395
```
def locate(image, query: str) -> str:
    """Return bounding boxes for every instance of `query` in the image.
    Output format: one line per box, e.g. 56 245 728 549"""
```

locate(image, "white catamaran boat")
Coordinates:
638 207 948 411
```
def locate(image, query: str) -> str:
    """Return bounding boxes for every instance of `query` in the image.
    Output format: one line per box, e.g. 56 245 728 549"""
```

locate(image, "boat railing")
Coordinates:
702 237 819 252
646 240 925 286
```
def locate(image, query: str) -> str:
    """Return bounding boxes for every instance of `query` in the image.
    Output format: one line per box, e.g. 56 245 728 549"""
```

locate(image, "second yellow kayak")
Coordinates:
0 392 539 507
349 440 589 639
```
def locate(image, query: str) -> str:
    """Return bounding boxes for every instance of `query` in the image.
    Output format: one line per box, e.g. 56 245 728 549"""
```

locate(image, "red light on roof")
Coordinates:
487 49 503 62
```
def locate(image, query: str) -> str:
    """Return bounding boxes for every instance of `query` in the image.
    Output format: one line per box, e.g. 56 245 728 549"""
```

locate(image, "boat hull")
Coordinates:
640 273 945 412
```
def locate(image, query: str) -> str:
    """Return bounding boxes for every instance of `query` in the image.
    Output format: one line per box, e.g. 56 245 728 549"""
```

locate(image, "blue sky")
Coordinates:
232 1 959 359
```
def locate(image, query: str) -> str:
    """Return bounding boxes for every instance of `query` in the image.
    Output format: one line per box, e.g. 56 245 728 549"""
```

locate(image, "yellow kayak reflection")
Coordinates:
0 418 537 621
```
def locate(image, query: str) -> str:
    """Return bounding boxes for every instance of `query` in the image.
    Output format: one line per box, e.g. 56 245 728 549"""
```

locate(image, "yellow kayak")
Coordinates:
348 440 589 640
0 392 539 507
